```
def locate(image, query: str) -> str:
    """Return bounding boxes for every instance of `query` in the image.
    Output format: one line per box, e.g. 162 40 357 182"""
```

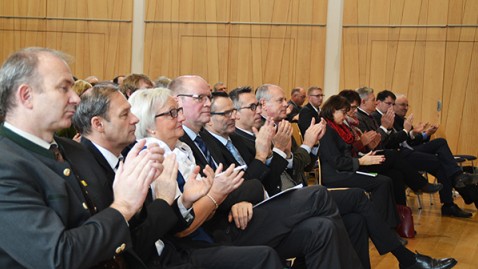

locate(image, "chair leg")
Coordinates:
417 193 423 210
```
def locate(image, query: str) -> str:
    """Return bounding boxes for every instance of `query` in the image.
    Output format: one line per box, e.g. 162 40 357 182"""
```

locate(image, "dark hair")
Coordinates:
210 91 229 112
376 90 396 101
211 91 229 99
320 95 350 121
229 86 252 108
112 75 124 85
291 87 301 96
72 83 120 135
339 89 361 105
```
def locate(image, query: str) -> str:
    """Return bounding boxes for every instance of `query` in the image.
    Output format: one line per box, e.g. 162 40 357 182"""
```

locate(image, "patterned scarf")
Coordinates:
326 118 355 145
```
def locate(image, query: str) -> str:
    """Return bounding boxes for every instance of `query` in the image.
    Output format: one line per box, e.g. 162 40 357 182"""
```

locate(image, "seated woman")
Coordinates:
319 95 399 228
131 88 456 269
338 90 443 205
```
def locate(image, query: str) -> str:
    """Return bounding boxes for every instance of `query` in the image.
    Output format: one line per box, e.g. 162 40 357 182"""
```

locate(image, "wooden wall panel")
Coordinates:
144 0 327 94
342 0 478 155
0 0 132 81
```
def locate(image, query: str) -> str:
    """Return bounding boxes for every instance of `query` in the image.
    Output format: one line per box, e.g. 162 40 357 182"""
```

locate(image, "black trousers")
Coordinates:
330 188 402 269
365 149 428 205
322 173 400 228
402 138 462 204
223 186 363 269
148 240 284 269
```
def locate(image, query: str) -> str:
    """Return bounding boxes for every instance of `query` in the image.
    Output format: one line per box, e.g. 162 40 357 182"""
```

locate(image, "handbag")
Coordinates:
396 204 416 238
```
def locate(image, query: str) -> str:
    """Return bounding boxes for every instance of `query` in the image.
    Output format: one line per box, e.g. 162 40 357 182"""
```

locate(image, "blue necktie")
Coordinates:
177 172 185 192
194 135 216 169
226 140 246 166
177 172 214 243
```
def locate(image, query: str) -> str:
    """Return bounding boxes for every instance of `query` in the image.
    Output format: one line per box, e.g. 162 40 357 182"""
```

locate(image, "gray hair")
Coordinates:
0 47 71 118
356 86 374 100
72 83 119 135
129 87 172 139
255 84 275 102
168 75 206 96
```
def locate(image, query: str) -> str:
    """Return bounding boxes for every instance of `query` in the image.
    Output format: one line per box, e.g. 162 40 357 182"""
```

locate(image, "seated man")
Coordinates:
73 84 284 269
286 86 306 122
218 87 457 269
372 89 477 217
0 47 159 268
298 86 324 136
171 75 362 268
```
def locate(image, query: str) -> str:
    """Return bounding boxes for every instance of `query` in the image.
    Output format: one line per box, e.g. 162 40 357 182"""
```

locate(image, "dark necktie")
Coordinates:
177 172 186 192
114 156 124 171
49 144 64 162
225 140 246 166
194 135 216 169
177 171 214 243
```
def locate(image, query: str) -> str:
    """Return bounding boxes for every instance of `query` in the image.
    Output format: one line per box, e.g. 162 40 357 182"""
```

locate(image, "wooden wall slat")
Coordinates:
144 0 327 93
342 0 478 156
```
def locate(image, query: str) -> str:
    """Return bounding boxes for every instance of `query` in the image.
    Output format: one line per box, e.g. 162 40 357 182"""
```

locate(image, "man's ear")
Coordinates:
17 84 33 108
91 116 104 133
260 99 266 111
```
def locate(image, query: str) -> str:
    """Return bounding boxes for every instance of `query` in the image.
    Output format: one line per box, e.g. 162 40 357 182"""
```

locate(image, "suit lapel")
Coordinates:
80 137 115 187
199 129 237 166
230 133 255 164
179 132 209 170
234 128 255 142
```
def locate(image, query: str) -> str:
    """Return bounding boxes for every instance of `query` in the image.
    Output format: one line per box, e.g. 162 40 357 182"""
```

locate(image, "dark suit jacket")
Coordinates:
286 100 301 122
80 137 190 263
393 115 428 146
318 124 362 182
179 130 265 214
298 103 320 136
370 110 409 149
0 125 141 269
356 109 391 149
204 129 290 195
259 116 316 186
200 130 270 182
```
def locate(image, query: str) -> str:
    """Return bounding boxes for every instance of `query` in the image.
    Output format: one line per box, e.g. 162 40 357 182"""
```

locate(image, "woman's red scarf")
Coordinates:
326 118 355 145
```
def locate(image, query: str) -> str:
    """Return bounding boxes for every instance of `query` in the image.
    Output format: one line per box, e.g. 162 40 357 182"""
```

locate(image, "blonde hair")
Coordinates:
72 79 92 96
129 87 172 139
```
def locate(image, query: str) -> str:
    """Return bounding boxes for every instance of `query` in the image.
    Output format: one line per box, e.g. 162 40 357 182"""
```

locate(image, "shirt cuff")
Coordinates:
177 196 194 222
273 147 294 168
422 132 428 140
380 126 391 134
300 144 312 154
311 146 319 156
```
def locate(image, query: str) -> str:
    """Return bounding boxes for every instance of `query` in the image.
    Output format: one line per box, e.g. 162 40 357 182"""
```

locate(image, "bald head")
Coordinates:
394 94 409 117
170 75 212 133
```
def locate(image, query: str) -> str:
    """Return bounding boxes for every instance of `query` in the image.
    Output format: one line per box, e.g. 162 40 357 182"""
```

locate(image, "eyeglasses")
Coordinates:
396 103 409 108
155 107 183 118
350 105 358 110
239 102 262 111
309 94 324 98
383 101 395 106
177 94 212 103
210 108 237 117
337 108 349 114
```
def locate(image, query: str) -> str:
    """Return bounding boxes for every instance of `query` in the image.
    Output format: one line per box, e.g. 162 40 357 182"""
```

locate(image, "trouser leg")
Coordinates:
190 245 284 269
